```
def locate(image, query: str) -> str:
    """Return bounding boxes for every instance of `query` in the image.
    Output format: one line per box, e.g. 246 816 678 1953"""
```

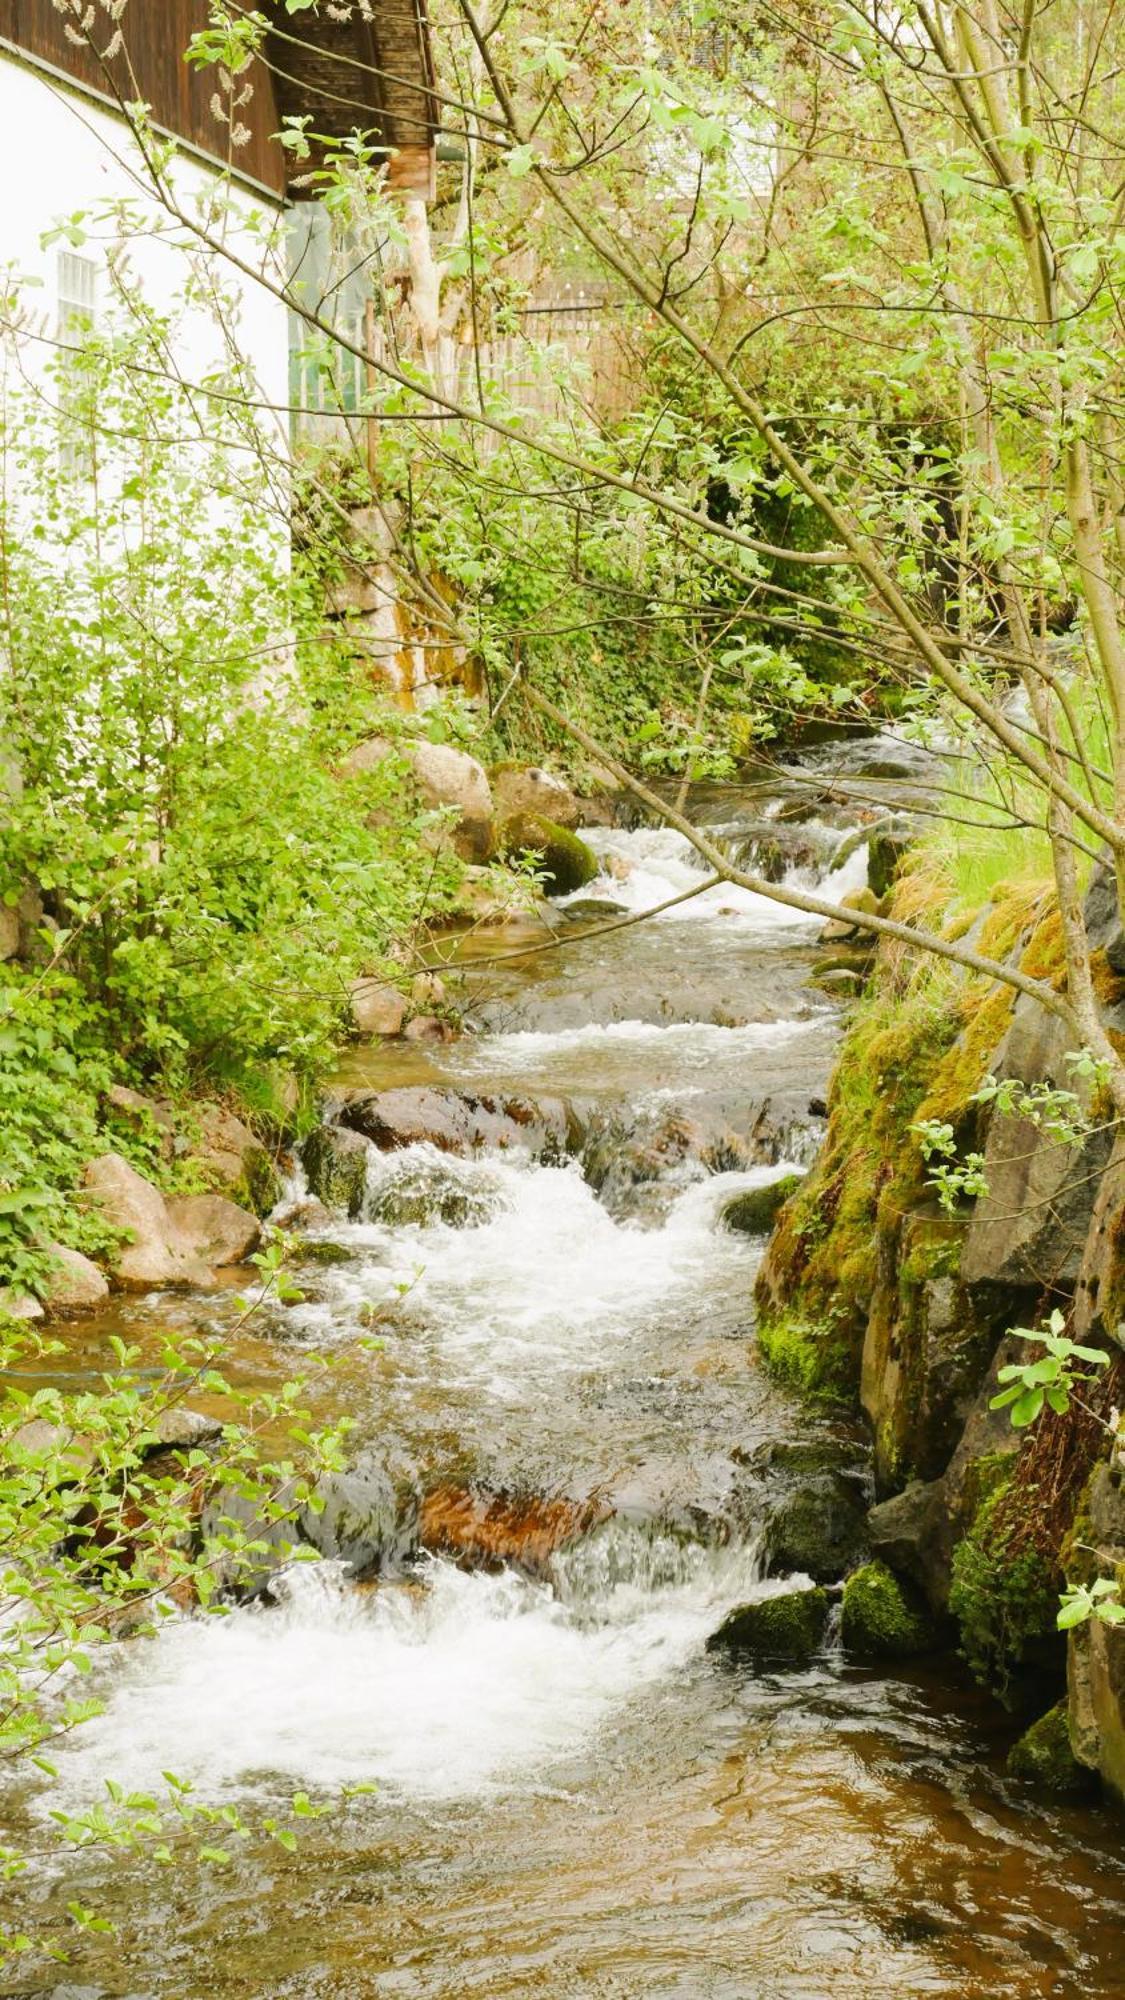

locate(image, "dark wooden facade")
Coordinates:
0 0 436 199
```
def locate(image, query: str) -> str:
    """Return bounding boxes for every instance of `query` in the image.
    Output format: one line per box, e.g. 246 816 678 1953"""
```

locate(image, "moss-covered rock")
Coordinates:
498 812 598 897
236 1145 284 1219
755 1314 857 1406
301 1125 370 1219
765 1472 869 1582
1007 1701 1094 1795
722 1174 805 1237
948 1468 1063 1707
840 1559 938 1659
707 1584 830 1662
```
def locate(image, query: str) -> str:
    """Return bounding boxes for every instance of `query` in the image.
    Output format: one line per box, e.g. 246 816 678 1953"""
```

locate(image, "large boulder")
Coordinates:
341 736 494 862
491 764 580 829
840 1559 938 1659
721 1174 805 1237
498 813 598 897
83 1154 258 1290
960 995 1110 1290
349 977 407 1038
164 1194 260 1269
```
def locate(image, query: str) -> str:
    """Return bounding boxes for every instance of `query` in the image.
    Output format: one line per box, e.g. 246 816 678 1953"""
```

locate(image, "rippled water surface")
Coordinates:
5 768 1124 2000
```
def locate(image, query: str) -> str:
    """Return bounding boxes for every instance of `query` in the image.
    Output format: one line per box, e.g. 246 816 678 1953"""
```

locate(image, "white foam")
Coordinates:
38 1543 798 1807
566 825 868 928
289 1151 791 1392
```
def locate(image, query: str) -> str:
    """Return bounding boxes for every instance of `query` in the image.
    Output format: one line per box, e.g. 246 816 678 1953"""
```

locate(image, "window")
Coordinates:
56 249 99 474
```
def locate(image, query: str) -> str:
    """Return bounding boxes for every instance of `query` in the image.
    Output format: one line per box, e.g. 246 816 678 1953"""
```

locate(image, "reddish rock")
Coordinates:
419 1486 609 1571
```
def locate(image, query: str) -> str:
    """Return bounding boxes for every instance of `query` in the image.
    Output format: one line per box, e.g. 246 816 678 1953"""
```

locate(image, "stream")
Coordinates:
4 750 1125 1998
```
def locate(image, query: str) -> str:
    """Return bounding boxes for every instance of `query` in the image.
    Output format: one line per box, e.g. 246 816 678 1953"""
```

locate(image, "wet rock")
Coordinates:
721 1174 805 1237
148 1406 224 1454
164 1193 260 1269
419 1485 608 1571
40 1244 109 1315
819 886 881 943
498 812 598 896
562 896 630 923
368 1158 500 1229
200 1482 304 1596
1008 1700 1095 1795
350 976 407 1037
763 1470 869 1583
866 1337 1023 1610
301 1458 404 1571
707 1584 830 1662
340 1086 571 1161
840 1560 938 1659
302 1124 370 1217
492 763 581 829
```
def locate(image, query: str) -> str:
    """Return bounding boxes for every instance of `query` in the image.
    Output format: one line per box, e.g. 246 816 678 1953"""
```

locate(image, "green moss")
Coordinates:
498 813 597 896
840 1560 937 1659
235 1146 283 1219
948 1469 1061 1706
721 1173 804 1237
1007 1701 1093 1794
755 1313 858 1405
707 1585 829 1661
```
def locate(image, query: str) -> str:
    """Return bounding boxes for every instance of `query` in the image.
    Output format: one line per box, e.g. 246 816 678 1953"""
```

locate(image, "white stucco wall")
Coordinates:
0 46 292 487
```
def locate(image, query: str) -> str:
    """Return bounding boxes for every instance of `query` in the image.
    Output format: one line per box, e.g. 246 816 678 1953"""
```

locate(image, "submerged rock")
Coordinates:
707 1584 830 1662
721 1174 805 1237
419 1485 608 1571
498 812 598 896
1008 1700 1095 1795
840 1559 938 1659
368 1158 500 1229
340 1086 571 1161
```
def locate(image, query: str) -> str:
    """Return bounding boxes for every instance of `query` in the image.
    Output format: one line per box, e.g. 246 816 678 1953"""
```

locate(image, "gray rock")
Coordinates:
960 996 1110 1290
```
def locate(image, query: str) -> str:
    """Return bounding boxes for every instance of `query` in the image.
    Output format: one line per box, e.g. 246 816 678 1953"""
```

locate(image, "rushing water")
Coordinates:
4 767 1125 1999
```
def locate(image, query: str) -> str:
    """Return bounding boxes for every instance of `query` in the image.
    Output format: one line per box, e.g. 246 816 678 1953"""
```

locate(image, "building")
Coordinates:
0 1 437 440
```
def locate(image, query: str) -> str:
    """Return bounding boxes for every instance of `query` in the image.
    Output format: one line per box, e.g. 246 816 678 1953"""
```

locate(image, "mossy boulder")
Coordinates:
368 1160 499 1229
498 812 598 897
1007 1701 1095 1796
755 1314 858 1406
721 1174 805 1237
764 1471 869 1583
948 1468 1063 1708
840 1559 938 1659
707 1584 829 1663
301 1125 370 1219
